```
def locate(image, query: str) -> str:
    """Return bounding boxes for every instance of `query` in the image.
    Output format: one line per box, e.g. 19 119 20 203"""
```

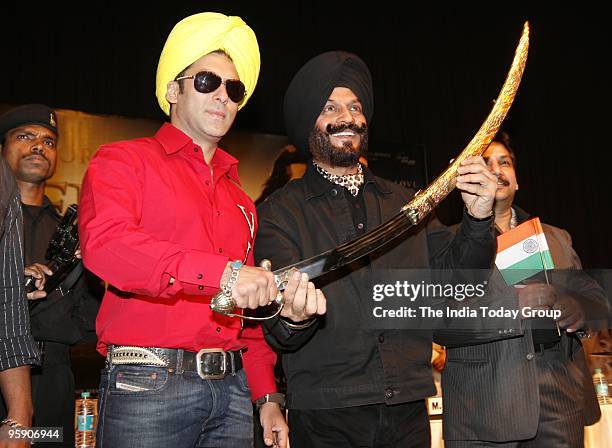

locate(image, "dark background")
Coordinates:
1 3 610 268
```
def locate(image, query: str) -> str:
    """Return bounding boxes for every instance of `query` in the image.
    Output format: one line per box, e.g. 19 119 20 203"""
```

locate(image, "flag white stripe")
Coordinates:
495 232 550 270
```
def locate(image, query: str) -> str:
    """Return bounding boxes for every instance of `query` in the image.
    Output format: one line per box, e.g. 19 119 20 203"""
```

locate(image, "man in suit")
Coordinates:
437 132 609 447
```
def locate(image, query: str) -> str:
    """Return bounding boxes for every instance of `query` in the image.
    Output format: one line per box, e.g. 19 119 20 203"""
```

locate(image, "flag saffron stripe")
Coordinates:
496 233 550 269
497 217 541 252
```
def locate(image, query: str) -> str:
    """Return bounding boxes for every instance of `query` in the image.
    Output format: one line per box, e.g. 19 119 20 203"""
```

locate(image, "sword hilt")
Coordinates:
261 259 286 307
209 259 287 316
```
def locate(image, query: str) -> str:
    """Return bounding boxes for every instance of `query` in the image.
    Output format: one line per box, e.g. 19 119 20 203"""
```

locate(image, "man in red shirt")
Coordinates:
79 12 325 448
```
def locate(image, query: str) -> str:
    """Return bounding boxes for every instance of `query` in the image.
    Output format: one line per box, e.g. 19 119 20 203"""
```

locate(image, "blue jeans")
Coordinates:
96 364 253 448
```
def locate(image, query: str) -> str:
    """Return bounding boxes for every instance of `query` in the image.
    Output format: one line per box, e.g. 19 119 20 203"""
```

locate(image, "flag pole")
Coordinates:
534 221 560 336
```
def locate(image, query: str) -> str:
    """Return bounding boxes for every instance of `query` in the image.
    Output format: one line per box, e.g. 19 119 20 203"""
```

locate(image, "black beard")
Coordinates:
308 123 368 168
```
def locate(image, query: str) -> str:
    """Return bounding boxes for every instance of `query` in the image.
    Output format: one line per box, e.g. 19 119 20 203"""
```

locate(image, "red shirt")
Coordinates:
79 123 276 400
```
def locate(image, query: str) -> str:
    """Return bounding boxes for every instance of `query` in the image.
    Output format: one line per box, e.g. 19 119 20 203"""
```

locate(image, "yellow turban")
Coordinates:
156 12 260 115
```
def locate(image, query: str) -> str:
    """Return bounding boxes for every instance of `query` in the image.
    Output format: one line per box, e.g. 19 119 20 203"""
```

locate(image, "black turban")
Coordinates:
283 51 373 154
0 104 58 140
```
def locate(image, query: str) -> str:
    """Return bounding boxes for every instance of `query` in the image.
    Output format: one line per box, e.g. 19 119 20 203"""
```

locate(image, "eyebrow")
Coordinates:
484 154 511 163
15 128 57 141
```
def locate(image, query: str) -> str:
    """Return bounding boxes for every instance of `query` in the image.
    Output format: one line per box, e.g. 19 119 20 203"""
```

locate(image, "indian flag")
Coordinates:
495 217 554 286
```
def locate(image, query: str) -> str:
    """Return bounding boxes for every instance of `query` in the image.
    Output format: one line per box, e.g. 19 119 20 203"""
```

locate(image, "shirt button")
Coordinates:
197 274 203 279
378 334 384 343
357 223 364 230
526 353 534 361
330 189 338 197
194 147 199 152
198 285 203 290
218 248 223 253
216 327 222 333
385 389 394 399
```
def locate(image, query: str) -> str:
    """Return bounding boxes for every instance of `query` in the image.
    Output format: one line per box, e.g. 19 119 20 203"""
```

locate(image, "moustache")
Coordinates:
23 153 49 164
496 175 510 187
326 122 367 135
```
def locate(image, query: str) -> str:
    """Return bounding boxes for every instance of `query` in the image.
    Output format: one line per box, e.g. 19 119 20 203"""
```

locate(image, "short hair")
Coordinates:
492 131 516 167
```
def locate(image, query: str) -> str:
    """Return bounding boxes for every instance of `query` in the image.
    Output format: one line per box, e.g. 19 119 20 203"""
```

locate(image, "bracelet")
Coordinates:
255 392 286 410
221 260 243 296
280 316 317 330
1 418 26 429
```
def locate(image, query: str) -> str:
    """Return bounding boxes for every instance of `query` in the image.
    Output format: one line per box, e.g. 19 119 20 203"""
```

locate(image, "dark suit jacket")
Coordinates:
435 207 608 442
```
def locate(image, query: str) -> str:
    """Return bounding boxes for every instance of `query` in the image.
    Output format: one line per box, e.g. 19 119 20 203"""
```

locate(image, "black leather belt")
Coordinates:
107 345 243 380
533 341 560 352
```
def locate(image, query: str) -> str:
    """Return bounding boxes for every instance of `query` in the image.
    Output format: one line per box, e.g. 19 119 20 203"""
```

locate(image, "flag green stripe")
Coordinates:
499 250 554 285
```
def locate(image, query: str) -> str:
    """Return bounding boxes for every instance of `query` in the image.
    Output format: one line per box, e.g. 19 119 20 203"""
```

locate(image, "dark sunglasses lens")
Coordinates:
225 80 246 104
194 72 222 93
193 71 245 103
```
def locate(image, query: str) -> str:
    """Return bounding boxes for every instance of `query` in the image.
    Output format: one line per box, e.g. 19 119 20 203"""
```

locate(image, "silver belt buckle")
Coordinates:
196 348 227 380
108 346 168 367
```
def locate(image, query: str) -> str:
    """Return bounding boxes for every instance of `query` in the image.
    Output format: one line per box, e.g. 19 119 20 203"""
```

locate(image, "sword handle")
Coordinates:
210 259 288 315
260 258 272 271
260 259 285 306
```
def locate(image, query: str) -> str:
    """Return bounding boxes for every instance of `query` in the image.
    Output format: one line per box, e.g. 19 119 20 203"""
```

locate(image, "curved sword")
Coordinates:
211 22 530 316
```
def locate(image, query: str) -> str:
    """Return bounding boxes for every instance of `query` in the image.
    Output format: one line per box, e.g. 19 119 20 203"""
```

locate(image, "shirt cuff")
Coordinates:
461 208 494 238
173 251 229 296
0 336 41 370
243 358 277 402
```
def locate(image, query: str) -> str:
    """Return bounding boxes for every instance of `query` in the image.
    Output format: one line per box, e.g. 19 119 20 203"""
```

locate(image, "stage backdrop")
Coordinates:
3 103 610 381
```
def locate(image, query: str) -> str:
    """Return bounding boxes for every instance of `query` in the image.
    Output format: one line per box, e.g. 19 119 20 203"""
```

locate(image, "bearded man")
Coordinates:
255 51 499 447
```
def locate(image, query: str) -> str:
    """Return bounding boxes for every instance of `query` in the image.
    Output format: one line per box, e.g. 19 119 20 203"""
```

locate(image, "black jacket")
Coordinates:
255 163 496 409
24 197 101 361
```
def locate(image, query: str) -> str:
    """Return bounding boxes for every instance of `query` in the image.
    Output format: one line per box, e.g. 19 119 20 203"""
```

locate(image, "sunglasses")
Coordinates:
175 71 246 104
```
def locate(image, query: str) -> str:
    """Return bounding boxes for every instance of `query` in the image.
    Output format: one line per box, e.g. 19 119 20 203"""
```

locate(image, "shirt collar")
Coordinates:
512 205 531 224
154 122 240 183
494 205 532 235
303 161 392 200
314 162 364 196
22 196 60 219
155 122 193 155
41 195 57 212
210 148 240 183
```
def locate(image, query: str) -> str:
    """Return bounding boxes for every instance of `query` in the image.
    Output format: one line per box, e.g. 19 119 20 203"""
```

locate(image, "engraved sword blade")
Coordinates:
272 22 530 289
212 23 530 314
